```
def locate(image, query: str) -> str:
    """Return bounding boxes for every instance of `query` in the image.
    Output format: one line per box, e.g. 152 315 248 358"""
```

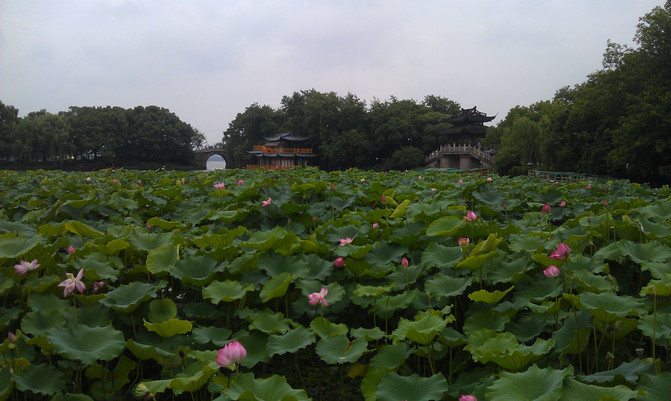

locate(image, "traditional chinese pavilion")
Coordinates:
247 133 318 169
443 106 495 143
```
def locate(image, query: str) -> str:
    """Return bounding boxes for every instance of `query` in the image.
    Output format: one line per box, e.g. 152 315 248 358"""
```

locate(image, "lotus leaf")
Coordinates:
393 309 448 344
638 312 671 340
259 272 294 303
468 286 514 304
559 377 639 401
485 364 569 401
310 317 348 338
144 318 192 338
64 221 103 237
171 254 222 286
376 372 449 401
426 215 463 237
248 311 290 335
0 235 41 258
203 280 255 304
13 363 65 395
267 326 315 356
146 245 179 274
420 243 463 270
223 372 310 401
638 372 671 401
315 335 367 364
350 327 386 341
580 291 644 323
171 360 218 392
100 281 164 312
370 343 412 370
47 325 125 366
425 274 472 299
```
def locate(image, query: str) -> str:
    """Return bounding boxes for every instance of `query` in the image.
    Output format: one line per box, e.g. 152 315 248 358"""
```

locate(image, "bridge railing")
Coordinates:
425 144 494 163
251 146 313 154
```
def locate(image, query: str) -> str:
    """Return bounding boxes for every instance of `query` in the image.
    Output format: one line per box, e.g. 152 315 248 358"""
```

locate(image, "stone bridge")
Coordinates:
425 144 494 170
193 148 227 170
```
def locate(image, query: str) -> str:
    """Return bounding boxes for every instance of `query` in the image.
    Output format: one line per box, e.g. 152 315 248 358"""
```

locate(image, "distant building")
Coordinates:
443 106 495 143
247 133 318 170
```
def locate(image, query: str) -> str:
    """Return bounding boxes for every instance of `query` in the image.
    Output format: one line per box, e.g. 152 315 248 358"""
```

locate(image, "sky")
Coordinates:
0 1 663 146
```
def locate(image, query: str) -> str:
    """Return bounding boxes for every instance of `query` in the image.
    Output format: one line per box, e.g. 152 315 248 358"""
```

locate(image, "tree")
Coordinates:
223 104 284 168
0 101 19 160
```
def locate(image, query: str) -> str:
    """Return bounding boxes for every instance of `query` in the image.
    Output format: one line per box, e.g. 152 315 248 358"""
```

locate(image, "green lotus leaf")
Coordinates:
193 227 246 249
28 293 69 312
171 254 222 286
485 364 569 401
47 325 125 366
104 238 129 255
334 243 373 258
100 281 164 313
559 377 639 401
203 280 255 304
147 216 183 230
370 343 412 370
209 209 247 223
361 368 388 401
638 312 671 340
125 339 175 360
257 253 310 277
144 318 192 338
639 372 671 401
267 326 315 356
376 372 449 401
420 243 463 270
468 286 514 304
353 284 394 298
571 269 614 293
127 232 174 251
237 331 271 368
21 309 65 335
248 311 290 335
315 335 367 364
72 254 120 281
170 360 218 392
390 199 411 218
242 226 297 253
471 234 502 256
350 327 386 341
463 310 510 335
146 245 179 274
192 326 232 347
0 234 41 258
473 186 506 208
551 310 591 355
617 240 671 264
148 298 177 323
426 215 463 237
13 363 65 395
310 317 348 338
0 220 34 236
137 379 171 396
578 358 653 385
64 221 103 237
508 234 551 253
465 329 554 371
0 306 21 331
425 274 473 299
393 309 448 345
364 241 407 266
455 251 496 270
0 277 14 297
372 291 417 316
223 372 310 401
259 272 294 303
580 291 644 323
487 256 535 284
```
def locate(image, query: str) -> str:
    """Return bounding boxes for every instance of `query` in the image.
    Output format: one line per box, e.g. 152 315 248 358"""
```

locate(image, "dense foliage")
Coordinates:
2 168 671 400
222 93 461 171
489 1 671 185
0 104 205 165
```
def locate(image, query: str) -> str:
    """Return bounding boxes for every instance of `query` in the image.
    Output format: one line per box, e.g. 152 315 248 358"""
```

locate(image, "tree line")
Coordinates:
222 92 464 171
487 1 671 186
0 104 204 165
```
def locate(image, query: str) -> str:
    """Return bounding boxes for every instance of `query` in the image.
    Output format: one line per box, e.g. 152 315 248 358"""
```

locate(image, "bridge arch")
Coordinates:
193 149 228 170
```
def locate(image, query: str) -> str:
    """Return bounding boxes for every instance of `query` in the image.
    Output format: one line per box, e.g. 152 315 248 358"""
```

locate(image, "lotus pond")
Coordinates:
1 168 671 401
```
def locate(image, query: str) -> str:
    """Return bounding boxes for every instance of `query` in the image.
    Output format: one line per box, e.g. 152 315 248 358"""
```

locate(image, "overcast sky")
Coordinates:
0 1 662 145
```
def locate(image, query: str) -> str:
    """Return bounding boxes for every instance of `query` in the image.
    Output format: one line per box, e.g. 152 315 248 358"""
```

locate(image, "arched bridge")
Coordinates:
425 144 494 170
193 147 227 170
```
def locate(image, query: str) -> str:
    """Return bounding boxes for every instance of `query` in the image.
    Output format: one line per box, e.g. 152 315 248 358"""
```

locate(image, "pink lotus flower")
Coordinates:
14 259 40 275
559 201 566 207
360 178 365 182
457 179 463 183
541 203 551 214
464 211 477 221
7 332 16 343
329 183 335 190
216 341 247 368
261 197 272 207
549 243 571 261
308 288 329 306
92 281 105 294
339 237 353 246
460 396 477 401
372 222 379 229
58 268 86 297
381 195 387 203
544 265 560 278
214 182 226 190
486 177 493 182
237 180 244 185
418 175 422 179
137 180 142 185
431 188 437 191
401 257 409 269
334 257 345 269
586 184 592 190
458 237 470 246
86 177 91 182
67 245 76 255
113 179 119 184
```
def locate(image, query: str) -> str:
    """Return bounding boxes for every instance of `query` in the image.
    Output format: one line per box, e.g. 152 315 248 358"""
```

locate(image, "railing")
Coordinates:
252 146 313 154
425 144 494 163
246 165 294 170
